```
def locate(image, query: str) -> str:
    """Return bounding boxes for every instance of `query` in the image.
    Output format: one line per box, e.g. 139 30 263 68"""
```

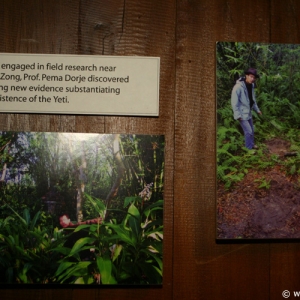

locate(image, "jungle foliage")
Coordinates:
0 132 164 284
217 42 300 188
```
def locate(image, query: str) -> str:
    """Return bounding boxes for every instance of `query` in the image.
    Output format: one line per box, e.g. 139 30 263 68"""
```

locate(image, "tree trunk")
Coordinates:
105 134 125 218
76 141 87 222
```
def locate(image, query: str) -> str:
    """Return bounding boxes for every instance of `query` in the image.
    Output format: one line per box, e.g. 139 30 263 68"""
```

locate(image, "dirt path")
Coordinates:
217 138 300 239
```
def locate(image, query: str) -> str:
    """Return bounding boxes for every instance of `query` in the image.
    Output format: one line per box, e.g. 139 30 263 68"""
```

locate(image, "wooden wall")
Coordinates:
1 0 300 299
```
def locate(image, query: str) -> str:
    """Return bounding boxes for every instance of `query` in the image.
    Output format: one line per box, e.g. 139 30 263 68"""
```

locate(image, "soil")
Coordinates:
217 138 300 239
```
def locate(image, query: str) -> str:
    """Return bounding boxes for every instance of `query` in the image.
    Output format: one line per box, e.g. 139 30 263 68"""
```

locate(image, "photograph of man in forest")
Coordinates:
231 67 262 150
217 42 300 239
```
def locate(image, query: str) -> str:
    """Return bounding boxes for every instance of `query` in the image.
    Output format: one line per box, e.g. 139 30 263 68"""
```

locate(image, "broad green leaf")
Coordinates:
147 231 163 241
140 249 163 271
23 209 30 226
105 223 136 247
143 200 163 217
57 262 91 283
128 203 140 219
124 196 141 208
68 264 92 277
74 275 94 284
69 237 96 256
143 221 163 232
111 244 123 262
85 194 106 217
88 224 99 232
152 265 163 276
96 256 117 284
148 245 160 254
145 199 164 210
128 203 141 239
18 263 32 283
54 261 74 277
73 224 91 232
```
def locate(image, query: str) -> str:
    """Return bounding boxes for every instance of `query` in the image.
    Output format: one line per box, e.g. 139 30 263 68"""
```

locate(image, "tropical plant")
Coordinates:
52 194 163 285
0 205 65 284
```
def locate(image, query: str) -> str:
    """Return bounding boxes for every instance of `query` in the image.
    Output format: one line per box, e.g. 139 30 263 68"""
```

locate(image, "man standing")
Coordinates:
231 68 262 150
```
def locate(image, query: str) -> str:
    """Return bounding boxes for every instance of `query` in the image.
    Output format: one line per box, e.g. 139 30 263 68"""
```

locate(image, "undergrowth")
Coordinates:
217 117 300 189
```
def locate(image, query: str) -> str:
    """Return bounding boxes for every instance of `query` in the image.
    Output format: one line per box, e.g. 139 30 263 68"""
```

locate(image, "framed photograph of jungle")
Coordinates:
0 131 164 285
216 42 300 240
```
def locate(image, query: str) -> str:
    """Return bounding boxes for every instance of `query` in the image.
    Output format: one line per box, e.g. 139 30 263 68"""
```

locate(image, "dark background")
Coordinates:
0 0 299 299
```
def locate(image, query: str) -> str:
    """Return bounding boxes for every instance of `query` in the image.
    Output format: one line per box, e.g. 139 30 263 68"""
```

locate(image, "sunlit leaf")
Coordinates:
111 244 123 262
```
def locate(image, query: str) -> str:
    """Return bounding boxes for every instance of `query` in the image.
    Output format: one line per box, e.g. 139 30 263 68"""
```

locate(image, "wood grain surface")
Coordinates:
0 0 300 299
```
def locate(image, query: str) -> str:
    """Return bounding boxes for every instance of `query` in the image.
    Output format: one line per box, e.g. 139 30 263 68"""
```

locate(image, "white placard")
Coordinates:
0 53 160 116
